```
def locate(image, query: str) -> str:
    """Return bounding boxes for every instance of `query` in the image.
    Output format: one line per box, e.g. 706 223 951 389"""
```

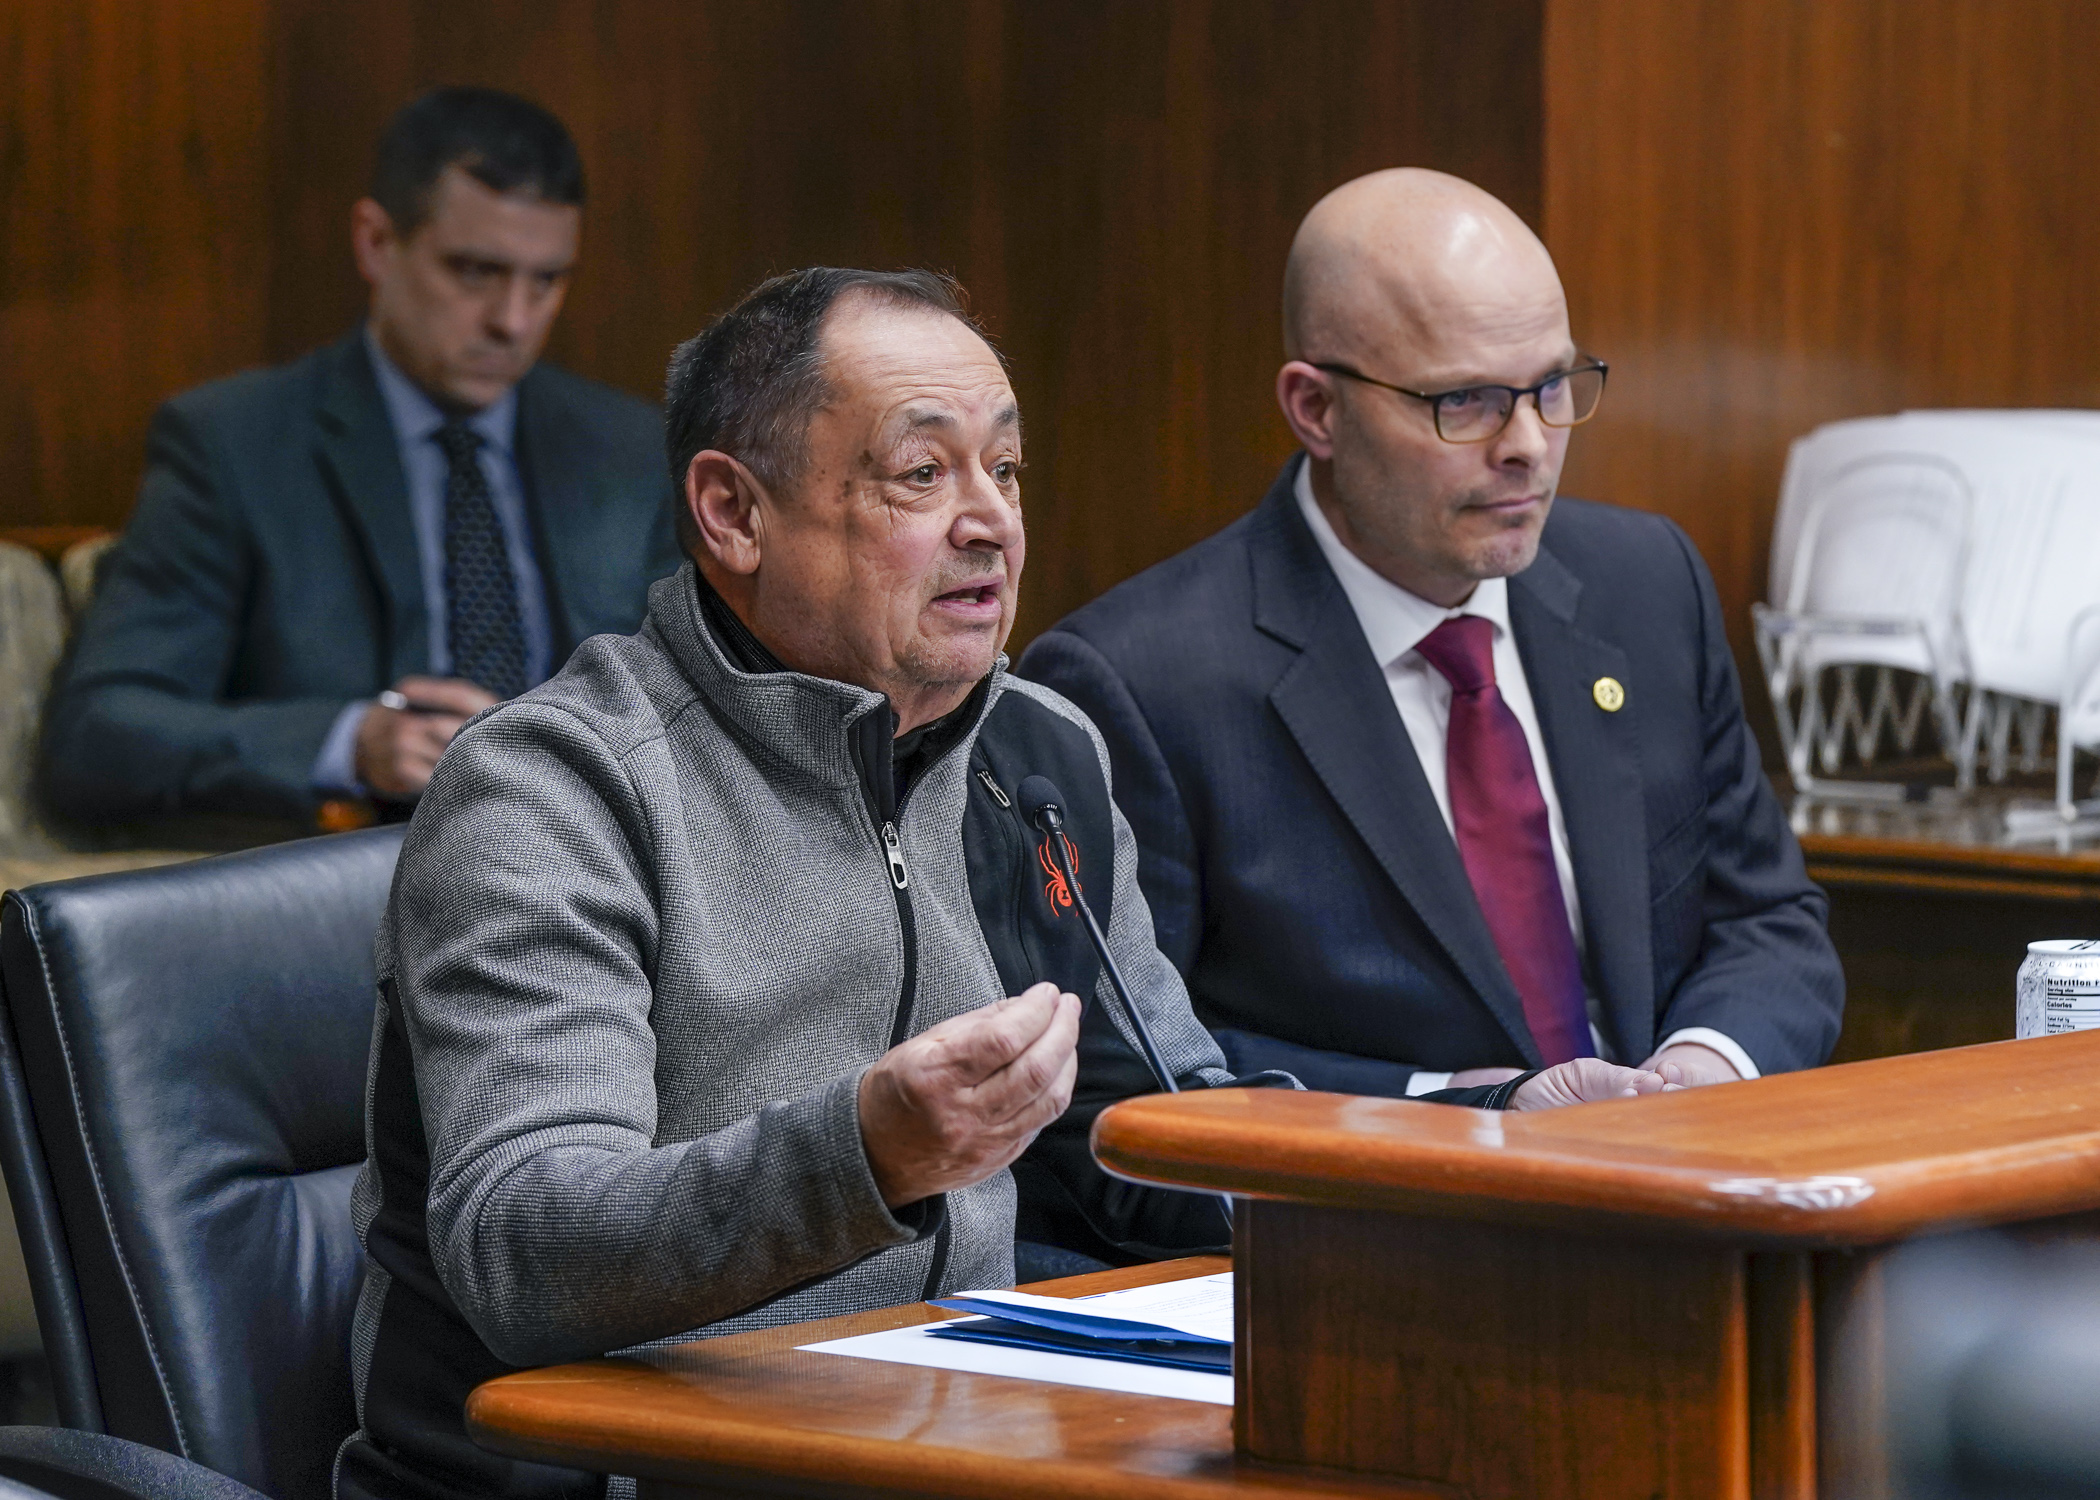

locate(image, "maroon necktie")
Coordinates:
1413 616 1593 1065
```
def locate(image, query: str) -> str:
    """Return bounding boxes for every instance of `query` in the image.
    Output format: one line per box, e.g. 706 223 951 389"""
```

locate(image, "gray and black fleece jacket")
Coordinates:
336 563 1265 1500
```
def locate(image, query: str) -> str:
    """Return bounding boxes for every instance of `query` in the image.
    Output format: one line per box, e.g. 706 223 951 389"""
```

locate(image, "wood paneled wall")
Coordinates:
1544 0 2100 662
3 0 1541 645
9 1 2095 661
1 2 276 545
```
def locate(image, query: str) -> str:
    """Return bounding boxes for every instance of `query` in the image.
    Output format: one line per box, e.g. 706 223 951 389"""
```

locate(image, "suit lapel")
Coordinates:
514 371 590 657
314 336 427 679
1509 546 1655 1062
1253 464 1542 1064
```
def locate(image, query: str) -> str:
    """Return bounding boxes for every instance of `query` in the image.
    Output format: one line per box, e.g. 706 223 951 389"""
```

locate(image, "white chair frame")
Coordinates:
1753 452 1978 800
2058 604 2100 822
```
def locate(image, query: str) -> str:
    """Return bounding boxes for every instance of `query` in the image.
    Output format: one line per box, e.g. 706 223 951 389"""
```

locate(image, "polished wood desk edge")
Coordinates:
1806 858 2100 903
1097 1127 2100 1248
472 1414 1444 1500
465 1258 1449 1499
1798 830 2100 879
1092 1033 2100 1246
1799 830 2100 901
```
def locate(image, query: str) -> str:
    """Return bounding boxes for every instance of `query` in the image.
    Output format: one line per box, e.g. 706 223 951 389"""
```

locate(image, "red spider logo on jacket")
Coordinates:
1038 833 1081 913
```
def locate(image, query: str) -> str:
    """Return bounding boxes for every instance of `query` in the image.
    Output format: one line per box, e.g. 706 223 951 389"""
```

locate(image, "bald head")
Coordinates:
1273 170 1588 608
1282 169 1564 367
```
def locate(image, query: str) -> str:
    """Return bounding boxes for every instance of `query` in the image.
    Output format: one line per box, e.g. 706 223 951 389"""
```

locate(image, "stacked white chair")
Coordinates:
2060 605 2100 821
1766 412 2100 817
1754 453 1975 799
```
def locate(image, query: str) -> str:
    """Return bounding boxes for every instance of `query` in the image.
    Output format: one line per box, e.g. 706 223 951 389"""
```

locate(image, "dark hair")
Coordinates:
371 87 585 234
664 268 998 552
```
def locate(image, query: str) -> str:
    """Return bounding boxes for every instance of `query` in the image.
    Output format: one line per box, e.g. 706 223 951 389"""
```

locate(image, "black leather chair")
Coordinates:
0 828 406 1500
0 1425 268 1500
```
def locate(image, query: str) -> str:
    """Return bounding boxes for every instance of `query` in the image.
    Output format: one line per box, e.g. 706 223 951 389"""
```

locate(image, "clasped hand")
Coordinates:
1453 1057 1687 1108
857 982 1082 1208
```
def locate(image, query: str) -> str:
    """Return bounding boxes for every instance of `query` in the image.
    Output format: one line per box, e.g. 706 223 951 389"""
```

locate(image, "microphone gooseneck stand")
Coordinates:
1015 775 1233 1226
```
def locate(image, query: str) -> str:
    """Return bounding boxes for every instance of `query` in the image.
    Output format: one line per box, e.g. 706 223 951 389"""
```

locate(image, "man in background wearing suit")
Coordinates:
41 87 678 833
1021 169 1843 1097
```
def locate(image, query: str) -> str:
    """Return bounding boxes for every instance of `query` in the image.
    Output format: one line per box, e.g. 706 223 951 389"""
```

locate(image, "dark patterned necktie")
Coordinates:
434 420 528 701
1413 616 1593 1064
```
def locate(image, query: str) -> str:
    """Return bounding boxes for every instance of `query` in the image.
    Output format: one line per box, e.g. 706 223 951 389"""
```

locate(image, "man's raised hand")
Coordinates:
857 982 1082 1208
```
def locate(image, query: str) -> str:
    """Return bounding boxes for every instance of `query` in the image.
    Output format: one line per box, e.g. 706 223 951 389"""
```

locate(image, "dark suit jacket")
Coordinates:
1018 457 1843 1095
41 333 680 827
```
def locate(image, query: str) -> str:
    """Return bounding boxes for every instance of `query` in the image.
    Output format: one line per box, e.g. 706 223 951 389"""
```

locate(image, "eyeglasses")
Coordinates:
1310 358 1609 444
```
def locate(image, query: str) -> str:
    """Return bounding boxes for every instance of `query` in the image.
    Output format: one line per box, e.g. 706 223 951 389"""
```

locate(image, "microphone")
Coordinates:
1017 776 1178 1097
1019 775 1233 1229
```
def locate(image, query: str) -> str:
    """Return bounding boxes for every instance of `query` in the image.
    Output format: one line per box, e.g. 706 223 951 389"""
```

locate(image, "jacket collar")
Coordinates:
1251 457 1542 1063
362 325 518 454
1291 457 1517 667
315 333 426 679
1506 543 1654 1061
646 562 1007 793
1252 455 1655 1061
316 326 609 663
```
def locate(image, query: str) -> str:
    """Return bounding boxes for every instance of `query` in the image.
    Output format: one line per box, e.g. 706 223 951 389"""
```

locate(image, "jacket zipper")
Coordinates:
878 815 918 1056
849 709 918 1047
848 710 949 1298
880 822 909 890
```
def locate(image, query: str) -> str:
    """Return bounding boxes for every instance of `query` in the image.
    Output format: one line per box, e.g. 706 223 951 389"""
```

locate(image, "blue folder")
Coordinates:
927 1294 1232 1374
927 1315 1232 1373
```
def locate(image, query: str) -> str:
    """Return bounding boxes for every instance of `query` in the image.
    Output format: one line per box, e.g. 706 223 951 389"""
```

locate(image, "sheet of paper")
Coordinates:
798 1319 1233 1405
798 1271 1237 1405
933 1271 1234 1343
1073 1271 1235 1339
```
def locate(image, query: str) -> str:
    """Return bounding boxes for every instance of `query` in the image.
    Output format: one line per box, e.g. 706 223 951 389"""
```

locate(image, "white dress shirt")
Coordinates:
1292 464 1756 1091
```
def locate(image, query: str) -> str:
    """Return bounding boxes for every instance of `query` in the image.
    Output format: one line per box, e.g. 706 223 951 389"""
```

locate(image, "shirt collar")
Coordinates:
363 324 519 456
1292 457 1510 666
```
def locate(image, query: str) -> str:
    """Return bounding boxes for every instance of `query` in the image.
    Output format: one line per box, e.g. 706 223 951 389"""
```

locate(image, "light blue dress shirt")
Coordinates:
310 330 554 794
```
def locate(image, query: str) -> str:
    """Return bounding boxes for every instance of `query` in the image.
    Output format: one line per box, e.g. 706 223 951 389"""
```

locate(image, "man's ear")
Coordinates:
1275 361 1341 460
351 198 397 291
685 451 767 576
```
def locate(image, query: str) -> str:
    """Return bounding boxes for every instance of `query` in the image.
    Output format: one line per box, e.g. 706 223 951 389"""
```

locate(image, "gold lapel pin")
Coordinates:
1593 676 1625 712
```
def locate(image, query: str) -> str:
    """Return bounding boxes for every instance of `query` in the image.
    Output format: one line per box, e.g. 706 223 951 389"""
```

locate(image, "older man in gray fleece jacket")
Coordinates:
336 267 1670 1500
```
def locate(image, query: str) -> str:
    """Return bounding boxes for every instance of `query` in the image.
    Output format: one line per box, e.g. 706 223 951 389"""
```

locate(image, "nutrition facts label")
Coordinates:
2044 980 2100 1033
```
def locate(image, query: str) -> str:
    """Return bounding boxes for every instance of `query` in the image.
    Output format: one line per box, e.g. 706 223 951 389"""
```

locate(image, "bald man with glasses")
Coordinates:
1020 168 1842 1100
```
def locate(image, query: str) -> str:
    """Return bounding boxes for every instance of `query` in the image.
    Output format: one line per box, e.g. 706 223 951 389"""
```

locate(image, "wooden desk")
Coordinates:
467 1257 1443 1500
1097 1029 2100 1500
1791 789 2100 903
1785 788 2100 1060
470 1034 2100 1500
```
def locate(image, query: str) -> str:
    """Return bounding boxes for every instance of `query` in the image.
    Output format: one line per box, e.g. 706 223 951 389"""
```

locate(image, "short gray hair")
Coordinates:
664 268 998 549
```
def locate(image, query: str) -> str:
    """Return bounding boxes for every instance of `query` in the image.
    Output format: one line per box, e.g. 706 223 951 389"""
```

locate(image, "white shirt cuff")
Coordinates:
311 700 373 796
1654 1027 1760 1080
1405 1070 1455 1096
